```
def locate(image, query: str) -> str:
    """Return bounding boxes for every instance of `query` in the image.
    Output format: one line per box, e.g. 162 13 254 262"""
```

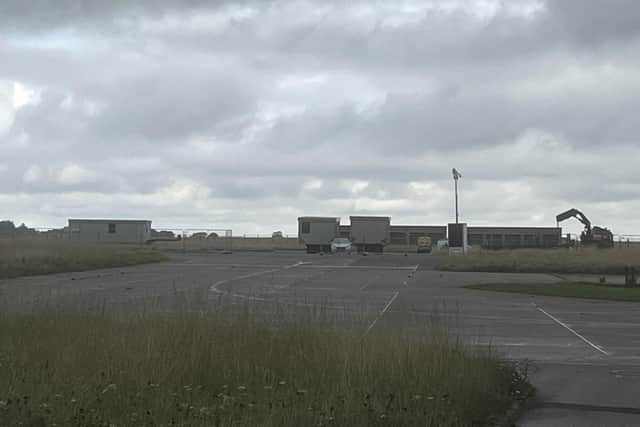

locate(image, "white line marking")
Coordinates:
535 304 610 356
209 261 305 294
363 291 399 337
380 291 399 314
300 265 418 271
166 263 290 268
360 280 374 291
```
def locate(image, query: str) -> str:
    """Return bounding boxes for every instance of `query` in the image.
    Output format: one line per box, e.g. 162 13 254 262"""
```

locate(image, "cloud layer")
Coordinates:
1 0 640 235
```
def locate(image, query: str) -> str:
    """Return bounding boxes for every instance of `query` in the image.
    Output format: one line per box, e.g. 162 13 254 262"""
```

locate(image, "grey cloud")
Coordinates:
545 0 640 46
0 1 254 31
2 1 640 233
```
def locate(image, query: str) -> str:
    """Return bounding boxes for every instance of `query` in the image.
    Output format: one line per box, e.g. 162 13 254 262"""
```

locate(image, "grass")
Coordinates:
468 282 640 302
0 239 167 279
0 307 528 427
437 247 640 275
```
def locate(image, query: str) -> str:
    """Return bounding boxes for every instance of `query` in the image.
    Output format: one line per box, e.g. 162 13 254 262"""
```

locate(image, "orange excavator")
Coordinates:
556 208 614 248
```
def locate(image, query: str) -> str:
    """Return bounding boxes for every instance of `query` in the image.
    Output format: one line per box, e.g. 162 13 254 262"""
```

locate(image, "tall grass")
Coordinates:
0 239 166 279
437 247 640 274
0 307 526 426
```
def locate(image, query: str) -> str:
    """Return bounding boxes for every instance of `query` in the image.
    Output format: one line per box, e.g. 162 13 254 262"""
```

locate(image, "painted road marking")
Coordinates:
362 291 400 337
209 261 306 294
535 304 610 356
165 262 413 271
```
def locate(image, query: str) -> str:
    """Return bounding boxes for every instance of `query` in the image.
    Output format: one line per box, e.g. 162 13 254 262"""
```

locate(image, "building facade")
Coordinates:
467 226 561 249
338 224 447 245
68 219 152 243
390 225 447 245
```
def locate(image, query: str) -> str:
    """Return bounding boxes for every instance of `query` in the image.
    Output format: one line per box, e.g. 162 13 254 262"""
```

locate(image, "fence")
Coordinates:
148 228 234 252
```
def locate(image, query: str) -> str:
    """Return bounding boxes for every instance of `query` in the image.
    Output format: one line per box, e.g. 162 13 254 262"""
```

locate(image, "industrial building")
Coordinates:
390 225 447 245
307 216 562 251
467 226 561 249
340 224 446 245
68 219 152 243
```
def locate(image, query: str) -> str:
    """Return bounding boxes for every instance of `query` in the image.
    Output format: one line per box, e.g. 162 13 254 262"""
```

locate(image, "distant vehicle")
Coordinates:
416 236 432 253
190 232 207 239
556 208 613 248
331 237 352 254
272 231 283 238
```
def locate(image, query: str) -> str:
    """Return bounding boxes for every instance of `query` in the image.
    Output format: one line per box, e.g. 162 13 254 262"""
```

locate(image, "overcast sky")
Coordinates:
1 0 639 235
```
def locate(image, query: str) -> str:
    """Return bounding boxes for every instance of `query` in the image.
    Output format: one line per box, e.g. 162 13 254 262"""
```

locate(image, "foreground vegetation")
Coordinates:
0 308 528 426
437 247 640 275
0 239 166 279
469 282 640 302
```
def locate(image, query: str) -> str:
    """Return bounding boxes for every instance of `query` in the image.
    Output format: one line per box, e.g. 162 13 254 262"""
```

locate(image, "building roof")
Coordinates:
349 216 391 220
68 219 151 224
467 226 561 231
297 217 339 221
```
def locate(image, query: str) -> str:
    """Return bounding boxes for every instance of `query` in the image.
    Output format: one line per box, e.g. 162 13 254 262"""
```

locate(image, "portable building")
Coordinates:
349 216 391 253
298 217 340 253
68 219 152 243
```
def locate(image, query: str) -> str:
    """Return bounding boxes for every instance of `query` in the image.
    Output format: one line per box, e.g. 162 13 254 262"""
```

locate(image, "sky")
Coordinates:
1 0 639 236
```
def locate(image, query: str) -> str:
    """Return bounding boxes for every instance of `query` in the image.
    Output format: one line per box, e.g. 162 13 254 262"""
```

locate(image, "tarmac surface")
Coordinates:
1 251 640 426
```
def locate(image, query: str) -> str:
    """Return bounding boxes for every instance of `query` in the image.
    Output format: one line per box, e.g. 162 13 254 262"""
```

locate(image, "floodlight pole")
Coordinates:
455 178 459 224
452 168 462 224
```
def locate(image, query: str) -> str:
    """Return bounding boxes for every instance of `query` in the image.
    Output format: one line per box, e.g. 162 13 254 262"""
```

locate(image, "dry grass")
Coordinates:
0 239 167 279
437 247 640 275
0 307 527 427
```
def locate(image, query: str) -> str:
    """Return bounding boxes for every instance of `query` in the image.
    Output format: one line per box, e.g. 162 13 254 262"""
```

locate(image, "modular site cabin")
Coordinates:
349 216 390 253
298 216 391 253
68 219 152 243
298 217 340 253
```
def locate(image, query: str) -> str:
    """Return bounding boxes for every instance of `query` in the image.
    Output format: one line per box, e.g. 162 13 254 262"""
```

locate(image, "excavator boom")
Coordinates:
556 208 591 229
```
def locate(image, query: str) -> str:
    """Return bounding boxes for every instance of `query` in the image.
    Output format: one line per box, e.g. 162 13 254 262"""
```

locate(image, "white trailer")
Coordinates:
349 216 390 253
298 217 340 253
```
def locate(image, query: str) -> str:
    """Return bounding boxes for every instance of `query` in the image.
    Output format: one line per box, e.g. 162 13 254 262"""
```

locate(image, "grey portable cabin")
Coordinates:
349 216 391 253
298 217 340 253
68 219 152 243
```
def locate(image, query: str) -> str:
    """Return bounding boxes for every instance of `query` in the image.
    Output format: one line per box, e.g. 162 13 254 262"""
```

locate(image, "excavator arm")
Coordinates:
556 208 613 248
556 208 591 230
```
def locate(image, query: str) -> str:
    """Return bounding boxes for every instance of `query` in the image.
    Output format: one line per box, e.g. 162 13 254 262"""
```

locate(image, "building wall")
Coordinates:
390 225 447 245
69 220 151 243
467 227 561 249
339 225 447 245
297 217 339 246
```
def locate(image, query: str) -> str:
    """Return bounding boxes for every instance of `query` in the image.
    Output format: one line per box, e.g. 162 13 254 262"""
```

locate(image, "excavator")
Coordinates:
556 208 614 248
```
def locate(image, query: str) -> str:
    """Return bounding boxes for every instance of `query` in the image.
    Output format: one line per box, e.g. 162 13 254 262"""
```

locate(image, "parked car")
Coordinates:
330 237 352 254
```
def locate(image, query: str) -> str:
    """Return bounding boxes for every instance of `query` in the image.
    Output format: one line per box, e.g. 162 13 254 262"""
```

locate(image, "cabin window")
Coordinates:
108 223 116 234
301 222 310 233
